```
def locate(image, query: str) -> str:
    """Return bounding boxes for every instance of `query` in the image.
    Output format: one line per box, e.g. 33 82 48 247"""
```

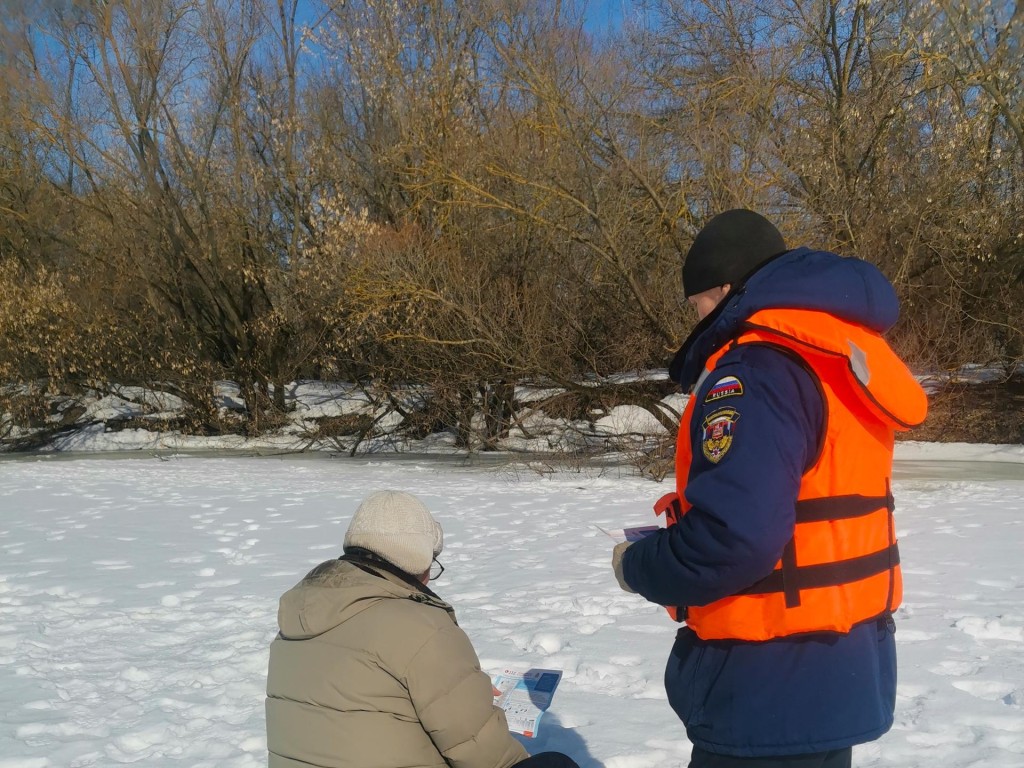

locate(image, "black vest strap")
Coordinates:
794 494 892 523
780 538 801 608
753 492 898 608
738 543 901 597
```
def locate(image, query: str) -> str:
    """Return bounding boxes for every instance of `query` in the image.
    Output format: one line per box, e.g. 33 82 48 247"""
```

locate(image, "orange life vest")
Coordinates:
655 308 928 641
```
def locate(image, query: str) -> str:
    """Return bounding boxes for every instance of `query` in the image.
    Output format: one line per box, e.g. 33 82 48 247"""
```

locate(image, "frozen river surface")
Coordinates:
0 455 1022 767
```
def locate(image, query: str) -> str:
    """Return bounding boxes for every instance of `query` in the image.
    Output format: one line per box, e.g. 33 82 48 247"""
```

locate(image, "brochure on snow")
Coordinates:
490 668 562 738
595 524 660 544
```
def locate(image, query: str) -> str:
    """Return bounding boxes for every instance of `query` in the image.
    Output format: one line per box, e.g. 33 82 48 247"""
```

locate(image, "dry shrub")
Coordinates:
908 380 1024 445
0 261 78 384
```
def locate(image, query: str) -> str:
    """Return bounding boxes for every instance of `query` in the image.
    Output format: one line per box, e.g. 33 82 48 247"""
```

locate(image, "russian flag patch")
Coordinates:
705 375 744 403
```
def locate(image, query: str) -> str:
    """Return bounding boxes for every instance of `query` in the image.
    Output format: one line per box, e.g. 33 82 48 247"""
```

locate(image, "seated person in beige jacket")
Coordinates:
266 490 579 768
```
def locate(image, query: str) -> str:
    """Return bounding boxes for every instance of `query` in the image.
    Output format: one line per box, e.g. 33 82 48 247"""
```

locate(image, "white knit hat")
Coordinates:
343 491 443 576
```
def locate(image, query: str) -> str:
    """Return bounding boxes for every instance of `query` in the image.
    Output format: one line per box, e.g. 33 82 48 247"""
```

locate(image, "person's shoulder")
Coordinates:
702 343 817 400
698 344 824 447
348 591 460 669
716 341 810 375
368 590 455 633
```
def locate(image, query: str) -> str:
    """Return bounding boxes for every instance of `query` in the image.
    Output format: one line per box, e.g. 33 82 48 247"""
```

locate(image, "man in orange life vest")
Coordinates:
612 210 927 768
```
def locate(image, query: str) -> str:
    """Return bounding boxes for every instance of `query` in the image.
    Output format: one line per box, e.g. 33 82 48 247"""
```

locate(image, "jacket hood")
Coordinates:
277 559 452 640
670 248 901 390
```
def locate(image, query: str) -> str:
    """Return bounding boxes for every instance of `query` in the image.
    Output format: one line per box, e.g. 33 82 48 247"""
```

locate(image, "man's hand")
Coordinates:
612 541 636 593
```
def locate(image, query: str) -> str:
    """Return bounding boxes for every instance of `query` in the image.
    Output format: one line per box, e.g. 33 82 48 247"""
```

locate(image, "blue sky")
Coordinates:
291 0 629 39
581 0 628 36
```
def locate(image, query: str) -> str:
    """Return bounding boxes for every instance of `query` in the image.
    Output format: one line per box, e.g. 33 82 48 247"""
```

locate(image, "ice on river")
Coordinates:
0 454 1022 767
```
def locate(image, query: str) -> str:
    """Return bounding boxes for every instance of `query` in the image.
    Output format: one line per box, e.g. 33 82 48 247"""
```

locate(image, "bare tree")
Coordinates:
8 0 331 427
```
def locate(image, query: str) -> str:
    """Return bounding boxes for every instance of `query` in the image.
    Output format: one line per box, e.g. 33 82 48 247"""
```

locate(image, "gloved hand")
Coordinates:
612 541 636 593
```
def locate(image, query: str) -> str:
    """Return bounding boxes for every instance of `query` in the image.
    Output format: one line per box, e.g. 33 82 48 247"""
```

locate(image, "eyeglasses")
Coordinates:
428 557 445 581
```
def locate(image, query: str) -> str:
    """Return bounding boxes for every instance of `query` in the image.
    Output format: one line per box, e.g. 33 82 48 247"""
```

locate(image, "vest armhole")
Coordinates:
734 340 828 472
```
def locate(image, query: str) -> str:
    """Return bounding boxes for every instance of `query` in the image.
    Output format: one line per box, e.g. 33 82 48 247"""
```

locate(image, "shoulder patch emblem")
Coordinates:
705 375 744 403
702 407 740 463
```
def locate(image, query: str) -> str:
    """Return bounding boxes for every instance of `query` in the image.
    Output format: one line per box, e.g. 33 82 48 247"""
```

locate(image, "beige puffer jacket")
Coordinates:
266 557 529 768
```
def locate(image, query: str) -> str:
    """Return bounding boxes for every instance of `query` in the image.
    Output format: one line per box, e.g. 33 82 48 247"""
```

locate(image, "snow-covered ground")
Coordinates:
1 451 1022 767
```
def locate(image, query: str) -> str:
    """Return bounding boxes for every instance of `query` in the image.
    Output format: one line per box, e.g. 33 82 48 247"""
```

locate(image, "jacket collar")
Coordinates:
340 547 448 608
668 272 759 391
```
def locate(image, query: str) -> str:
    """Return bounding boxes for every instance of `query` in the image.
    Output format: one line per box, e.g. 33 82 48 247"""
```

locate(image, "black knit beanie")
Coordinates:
682 209 787 297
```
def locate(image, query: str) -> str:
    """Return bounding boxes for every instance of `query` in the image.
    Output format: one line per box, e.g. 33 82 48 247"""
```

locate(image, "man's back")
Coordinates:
620 238 925 759
266 558 527 768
